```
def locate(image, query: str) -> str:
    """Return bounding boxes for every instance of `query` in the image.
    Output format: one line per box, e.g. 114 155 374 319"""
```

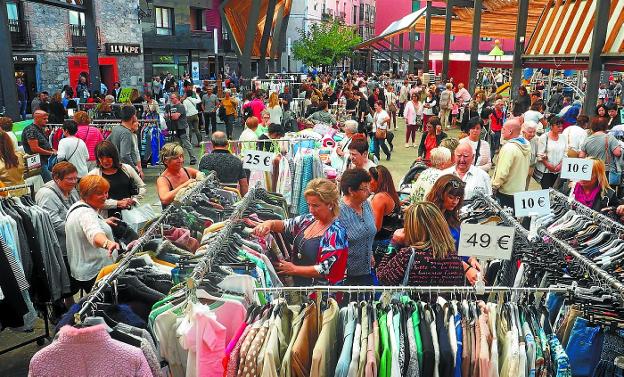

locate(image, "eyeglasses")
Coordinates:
448 180 465 189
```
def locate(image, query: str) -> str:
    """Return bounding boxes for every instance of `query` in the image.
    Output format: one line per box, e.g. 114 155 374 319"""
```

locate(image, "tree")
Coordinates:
292 19 362 68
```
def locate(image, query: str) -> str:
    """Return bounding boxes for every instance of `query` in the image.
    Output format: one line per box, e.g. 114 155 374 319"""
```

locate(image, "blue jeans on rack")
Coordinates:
565 317 604 377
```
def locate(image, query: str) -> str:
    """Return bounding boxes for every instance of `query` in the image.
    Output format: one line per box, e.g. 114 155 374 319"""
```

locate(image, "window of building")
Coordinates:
6 2 18 20
353 5 357 24
155 7 173 36
481 37 493 41
414 33 420 41
450 35 456 41
190 8 206 32
69 10 85 26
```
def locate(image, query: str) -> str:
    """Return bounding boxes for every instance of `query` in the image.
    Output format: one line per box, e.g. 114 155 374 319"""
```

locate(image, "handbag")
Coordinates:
374 112 387 139
389 102 398 113
533 134 549 184
605 135 621 185
121 204 157 232
566 132 579 157
218 105 226 119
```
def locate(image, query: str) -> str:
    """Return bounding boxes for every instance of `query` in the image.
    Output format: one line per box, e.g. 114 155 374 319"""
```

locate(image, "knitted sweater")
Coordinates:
376 246 465 286
29 324 152 377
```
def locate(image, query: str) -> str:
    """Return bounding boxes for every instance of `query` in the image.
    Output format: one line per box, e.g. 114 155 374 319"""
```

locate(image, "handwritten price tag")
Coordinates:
25 154 41 170
513 189 551 217
560 158 592 181
242 150 274 172
458 224 514 260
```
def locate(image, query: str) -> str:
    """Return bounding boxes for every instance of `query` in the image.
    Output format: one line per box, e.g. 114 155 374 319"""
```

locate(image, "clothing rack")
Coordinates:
188 183 261 283
0 182 35 199
473 190 532 239
74 172 217 323
550 189 624 233
253 285 571 294
538 228 624 297
0 182 46 355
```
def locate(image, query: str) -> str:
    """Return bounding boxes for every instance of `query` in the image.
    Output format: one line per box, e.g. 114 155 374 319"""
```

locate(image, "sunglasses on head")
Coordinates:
448 180 465 189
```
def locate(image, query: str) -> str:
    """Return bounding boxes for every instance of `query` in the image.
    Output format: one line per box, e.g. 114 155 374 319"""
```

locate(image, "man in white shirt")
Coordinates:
562 119 588 156
442 142 492 200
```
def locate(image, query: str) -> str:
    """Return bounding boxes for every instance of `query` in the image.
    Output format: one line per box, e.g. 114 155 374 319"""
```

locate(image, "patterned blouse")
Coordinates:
283 214 349 284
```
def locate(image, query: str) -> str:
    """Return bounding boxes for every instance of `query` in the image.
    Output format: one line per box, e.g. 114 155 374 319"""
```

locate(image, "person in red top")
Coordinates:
73 111 104 170
489 99 506 162
243 92 266 120
417 116 447 165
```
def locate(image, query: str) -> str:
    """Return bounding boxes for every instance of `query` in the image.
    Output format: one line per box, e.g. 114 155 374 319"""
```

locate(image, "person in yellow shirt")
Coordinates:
0 130 27 196
220 89 238 140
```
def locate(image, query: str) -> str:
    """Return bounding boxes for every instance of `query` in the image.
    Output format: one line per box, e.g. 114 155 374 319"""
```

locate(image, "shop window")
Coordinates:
450 35 456 41
481 37 493 41
6 2 18 20
155 7 174 36
191 8 206 32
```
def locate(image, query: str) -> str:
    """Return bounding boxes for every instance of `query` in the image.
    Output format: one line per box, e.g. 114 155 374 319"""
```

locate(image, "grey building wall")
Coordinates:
23 0 144 93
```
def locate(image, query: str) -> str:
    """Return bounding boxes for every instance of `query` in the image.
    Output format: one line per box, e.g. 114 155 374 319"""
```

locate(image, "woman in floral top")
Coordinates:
253 178 348 285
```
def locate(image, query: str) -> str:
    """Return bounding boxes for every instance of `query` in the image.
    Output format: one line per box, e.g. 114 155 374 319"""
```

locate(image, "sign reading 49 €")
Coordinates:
242 150 274 172
560 158 593 181
459 224 514 260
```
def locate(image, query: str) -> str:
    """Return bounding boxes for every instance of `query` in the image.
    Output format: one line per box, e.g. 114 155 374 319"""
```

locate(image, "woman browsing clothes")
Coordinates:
253 178 348 286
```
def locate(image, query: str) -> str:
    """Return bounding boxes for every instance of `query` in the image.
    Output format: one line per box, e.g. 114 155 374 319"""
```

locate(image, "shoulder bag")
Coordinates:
566 131 579 158
532 135 549 184
374 112 387 140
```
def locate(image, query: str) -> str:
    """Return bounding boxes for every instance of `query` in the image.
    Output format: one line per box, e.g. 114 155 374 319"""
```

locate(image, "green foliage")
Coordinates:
292 19 362 68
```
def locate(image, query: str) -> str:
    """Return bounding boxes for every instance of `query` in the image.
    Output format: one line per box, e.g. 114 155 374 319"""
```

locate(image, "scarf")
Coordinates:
573 183 601 208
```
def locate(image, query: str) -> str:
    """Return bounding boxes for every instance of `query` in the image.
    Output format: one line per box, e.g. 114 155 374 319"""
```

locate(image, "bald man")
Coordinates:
442 142 492 200
22 110 55 182
492 117 531 209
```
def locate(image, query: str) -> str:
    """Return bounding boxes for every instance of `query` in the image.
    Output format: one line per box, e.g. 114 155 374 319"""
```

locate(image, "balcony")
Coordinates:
9 19 31 49
66 24 101 51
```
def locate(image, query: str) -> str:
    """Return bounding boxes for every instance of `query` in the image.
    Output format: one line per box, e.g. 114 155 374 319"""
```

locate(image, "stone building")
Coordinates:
8 0 144 103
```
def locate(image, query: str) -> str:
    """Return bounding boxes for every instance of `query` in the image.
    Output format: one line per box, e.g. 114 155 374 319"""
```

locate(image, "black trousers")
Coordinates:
204 112 217 135
496 191 516 211
540 172 560 190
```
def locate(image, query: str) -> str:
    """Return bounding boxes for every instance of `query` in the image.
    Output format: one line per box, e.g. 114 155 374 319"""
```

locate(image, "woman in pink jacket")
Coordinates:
73 111 104 170
403 93 424 148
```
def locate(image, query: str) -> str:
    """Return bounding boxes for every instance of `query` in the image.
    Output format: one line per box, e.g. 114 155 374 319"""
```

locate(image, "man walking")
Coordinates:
202 86 219 135
439 83 455 129
107 106 143 178
492 117 531 209
165 93 197 165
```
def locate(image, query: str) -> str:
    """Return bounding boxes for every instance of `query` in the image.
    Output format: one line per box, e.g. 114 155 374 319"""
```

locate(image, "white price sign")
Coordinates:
242 150 274 172
560 158 593 181
513 189 551 217
25 154 41 170
458 224 514 260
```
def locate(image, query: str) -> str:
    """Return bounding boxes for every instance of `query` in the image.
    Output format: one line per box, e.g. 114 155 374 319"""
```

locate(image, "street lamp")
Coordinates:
137 0 153 23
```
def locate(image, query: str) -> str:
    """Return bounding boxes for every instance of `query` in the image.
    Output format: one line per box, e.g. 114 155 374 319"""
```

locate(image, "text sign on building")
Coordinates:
13 55 37 64
105 43 142 56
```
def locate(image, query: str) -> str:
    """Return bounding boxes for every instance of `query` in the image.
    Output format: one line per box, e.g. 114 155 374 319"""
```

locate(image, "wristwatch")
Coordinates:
103 240 109 249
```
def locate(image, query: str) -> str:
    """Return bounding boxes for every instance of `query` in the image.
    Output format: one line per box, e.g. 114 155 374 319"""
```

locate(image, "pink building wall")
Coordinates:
374 0 516 53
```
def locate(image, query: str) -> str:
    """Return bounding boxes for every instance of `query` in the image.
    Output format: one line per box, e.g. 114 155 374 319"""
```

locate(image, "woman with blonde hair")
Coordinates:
253 178 348 285
567 158 618 211
156 142 200 209
0 130 27 196
266 91 282 125
376 201 465 286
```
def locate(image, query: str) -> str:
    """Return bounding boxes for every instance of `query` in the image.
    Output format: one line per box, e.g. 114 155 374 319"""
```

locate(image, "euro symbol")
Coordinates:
498 235 511 250
537 197 546 207
581 164 589 174
264 156 271 166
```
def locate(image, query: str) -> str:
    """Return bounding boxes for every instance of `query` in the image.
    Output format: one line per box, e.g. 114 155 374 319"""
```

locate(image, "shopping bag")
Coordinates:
121 204 157 232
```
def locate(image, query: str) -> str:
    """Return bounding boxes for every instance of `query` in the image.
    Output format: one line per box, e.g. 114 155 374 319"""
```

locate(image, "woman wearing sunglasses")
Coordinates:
426 174 481 284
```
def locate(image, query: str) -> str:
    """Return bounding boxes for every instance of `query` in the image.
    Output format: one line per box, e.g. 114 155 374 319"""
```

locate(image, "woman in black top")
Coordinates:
48 91 67 125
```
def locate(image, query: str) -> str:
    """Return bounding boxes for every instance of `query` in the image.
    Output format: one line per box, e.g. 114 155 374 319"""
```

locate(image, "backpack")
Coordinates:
439 90 451 110
243 105 253 121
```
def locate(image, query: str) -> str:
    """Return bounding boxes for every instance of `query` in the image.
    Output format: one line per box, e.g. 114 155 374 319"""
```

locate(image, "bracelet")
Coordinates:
103 240 109 249
464 265 473 273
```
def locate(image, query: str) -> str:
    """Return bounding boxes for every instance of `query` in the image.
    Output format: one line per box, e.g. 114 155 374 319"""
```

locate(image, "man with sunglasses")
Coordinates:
442 143 492 200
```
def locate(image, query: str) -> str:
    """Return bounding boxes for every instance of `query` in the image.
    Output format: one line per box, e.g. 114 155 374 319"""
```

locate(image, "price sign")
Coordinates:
513 189 551 217
560 158 593 180
25 154 41 170
242 150 274 172
458 224 514 260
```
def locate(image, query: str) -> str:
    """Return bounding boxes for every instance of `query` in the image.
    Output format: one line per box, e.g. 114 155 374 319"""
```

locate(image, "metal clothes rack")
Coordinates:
0 182 35 199
254 285 571 294
187 183 261 284
538 228 624 297
473 191 532 239
74 173 217 323
550 189 624 233
0 183 45 354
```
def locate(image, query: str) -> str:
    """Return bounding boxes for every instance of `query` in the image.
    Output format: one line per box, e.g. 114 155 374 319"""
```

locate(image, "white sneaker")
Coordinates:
411 143 416 148
405 143 410 148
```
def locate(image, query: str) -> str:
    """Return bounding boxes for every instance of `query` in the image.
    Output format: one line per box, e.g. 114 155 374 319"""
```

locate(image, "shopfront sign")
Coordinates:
560 158 593 181
459 224 514 260
13 55 37 64
514 189 551 217
105 43 142 56
157 55 175 64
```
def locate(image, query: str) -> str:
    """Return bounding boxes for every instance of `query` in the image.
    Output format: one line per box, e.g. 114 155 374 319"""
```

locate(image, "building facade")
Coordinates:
140 0 239 84
8 0 144 103
282 0 376 73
